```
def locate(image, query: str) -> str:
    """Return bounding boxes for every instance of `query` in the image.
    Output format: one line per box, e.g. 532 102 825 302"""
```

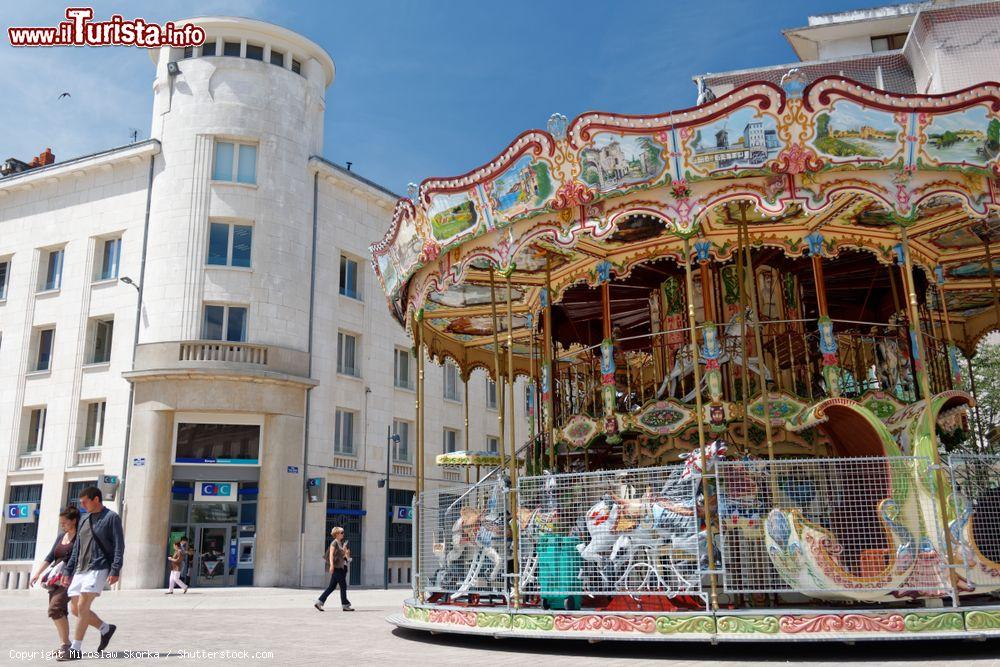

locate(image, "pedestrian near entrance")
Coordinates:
29 506 80 654
178 536 194 587
57 486 124 661
166 540 190 594
314 526 353 612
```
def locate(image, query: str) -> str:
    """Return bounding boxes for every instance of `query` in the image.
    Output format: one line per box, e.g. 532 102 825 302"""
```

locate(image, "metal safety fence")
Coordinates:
948 454 1000 589
517 464 703 599
416 476 509 601
716 456 949 596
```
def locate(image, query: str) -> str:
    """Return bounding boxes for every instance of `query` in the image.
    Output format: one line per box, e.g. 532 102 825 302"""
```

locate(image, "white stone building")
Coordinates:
0 17 526 591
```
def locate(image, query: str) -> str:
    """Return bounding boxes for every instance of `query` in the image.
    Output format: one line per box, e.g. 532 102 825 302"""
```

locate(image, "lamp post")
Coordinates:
379 428 401 589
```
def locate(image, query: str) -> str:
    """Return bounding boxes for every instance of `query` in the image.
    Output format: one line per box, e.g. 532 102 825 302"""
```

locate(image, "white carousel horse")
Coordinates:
873 336 912 395
443 476 508 597
656 308 772 401
576 441 727 592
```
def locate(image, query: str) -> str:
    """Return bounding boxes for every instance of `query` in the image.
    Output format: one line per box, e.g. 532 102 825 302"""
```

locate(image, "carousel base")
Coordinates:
390 599 1000 643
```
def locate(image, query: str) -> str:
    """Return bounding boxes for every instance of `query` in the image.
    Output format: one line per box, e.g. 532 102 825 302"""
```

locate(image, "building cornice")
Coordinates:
0 140 160 195
309 155 400 206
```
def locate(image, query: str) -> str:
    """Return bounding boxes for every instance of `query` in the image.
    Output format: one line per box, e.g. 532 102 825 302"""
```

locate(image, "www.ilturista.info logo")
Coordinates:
8 8 205 48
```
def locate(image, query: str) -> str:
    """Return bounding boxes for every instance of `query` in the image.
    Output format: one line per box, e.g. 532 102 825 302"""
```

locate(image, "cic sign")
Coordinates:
5 502 38 524
392 505 413 524
194 481 237 502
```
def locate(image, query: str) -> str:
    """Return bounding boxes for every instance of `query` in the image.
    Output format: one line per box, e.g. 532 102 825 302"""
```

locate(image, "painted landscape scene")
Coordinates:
924 106 1000 166
688 107 781 172
813 100 900 160
488 155 554 217
429 192 479 241
580 133 664 192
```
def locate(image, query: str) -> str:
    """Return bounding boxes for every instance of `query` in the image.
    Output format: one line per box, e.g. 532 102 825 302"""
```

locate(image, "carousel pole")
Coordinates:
543 258 556 471
899 228 961 602
682 236 719 611
599 269 620 445
807 232 841 398
737 217 751 448
464 374 470 485
505 272 521 608
983 234 1000 324
740 219 777 466
528 318 537 470
489 267 508 469
413 312 425 602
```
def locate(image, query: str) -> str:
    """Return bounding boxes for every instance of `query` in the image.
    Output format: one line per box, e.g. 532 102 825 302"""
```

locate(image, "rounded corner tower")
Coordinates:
122 17 334 590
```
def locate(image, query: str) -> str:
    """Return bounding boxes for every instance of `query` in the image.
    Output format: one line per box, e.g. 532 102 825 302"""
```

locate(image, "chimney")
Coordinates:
29 148 55 168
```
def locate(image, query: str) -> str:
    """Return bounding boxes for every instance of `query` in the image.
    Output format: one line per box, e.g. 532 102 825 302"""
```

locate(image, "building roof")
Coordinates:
0 140 160 191
783 3 922 60
309 155 401 200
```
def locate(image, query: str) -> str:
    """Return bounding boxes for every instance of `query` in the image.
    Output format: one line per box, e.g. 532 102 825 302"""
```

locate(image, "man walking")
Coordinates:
58 486 124 660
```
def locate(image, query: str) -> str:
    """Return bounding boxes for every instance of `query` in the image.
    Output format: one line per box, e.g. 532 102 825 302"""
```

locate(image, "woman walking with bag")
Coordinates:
165 540 189 594
314 527 353 612
29 507 80 654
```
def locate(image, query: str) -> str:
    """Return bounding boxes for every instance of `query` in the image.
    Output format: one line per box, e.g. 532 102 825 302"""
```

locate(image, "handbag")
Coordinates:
39 560 65 589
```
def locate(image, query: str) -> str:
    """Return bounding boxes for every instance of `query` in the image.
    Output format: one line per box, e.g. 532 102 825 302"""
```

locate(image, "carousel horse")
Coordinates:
576 441 728 592
442 476 508 596
657 308 772 401
518 471 559 590
873 335 912 395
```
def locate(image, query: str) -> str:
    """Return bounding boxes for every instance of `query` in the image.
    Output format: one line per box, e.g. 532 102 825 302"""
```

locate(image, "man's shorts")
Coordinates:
67 569 109 597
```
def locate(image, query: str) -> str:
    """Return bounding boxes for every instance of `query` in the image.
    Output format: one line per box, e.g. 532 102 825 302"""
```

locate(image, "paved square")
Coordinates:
2 587 1000 665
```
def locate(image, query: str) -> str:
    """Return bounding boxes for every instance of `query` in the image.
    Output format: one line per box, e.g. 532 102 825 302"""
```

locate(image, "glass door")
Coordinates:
194 526 233 587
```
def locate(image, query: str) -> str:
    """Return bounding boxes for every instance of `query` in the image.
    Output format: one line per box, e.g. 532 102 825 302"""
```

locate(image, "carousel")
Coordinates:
373 74 1000 642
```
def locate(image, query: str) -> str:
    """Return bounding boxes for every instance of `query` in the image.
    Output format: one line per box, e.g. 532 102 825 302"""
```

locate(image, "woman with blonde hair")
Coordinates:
314 526 353 611
30 506 80 654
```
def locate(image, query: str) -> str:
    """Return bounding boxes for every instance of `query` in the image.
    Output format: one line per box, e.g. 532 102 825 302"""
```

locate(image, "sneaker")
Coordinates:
165 590 173 594
314 601 325 612
342 605 354 611
182 587 188 594
56 648 81 661
97 624 116 652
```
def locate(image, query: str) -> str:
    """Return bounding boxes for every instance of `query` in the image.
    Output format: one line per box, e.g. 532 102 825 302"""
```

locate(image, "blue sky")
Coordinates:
1 1 891 195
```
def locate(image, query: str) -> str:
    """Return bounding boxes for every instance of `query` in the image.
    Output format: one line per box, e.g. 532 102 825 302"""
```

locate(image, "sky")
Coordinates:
0 0 895 196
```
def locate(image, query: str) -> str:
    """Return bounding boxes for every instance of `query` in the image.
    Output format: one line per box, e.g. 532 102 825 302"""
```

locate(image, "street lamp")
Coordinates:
119 275 140 291
379 428 401 589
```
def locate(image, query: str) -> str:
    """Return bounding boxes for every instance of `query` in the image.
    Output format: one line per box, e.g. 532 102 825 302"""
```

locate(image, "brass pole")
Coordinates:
682 236 719 611
741 220 777 469
413 314 425 601
737 217 751 448
505 272 521 608
489 267 507 468
900 228 961 601
464 374 470 485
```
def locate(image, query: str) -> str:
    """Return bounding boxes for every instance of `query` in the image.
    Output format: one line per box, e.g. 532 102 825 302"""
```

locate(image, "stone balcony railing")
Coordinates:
128 340 314 386
392 462 414 477
333 455 357 470
75 449 102 467
18 453 42 470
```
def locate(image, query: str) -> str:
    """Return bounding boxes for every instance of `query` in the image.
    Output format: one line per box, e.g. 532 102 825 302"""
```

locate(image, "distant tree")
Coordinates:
960 340 1000 451
816 113 830 139
988 118 1000 149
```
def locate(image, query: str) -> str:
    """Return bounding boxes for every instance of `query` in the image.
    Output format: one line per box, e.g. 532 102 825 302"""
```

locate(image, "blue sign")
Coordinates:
5 503 37 524
287 466 299 474
194 481 236 502
393 505 413 524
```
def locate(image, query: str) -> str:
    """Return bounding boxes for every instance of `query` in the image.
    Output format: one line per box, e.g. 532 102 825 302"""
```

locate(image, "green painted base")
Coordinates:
392 601 1000 642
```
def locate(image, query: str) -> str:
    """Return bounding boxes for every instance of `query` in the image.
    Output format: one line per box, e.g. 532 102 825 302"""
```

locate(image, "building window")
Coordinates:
871 32 907 52
326 484 363 586
4 484 42 560
291 58 301 74
41 248 64 292
334 409 355 455
392 420 411 463
207 222 253 267
90 317 114 364
394 348 413 390
486 378 497 410
202 41 216 57
202 304 247 342
337 331 359 376
443 428 459 454
223 41 241 57
66 480 97 513
25 407 47 452
443 361 459 401
486 436 499 454
339 255 360 299
0 257 9 300
175 422 261 465
97 237 121 281
212 140 257 185
245 43 264 61
82 401 106 449
182 46 193 59
387 489 415 557
269 49 284 67
35 327 54 371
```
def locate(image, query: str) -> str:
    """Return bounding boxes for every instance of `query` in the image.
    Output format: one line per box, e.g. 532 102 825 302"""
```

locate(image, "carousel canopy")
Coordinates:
371 76 1000 378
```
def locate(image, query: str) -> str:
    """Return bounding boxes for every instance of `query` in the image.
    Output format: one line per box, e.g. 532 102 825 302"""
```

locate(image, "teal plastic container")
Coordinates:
536 533 583 610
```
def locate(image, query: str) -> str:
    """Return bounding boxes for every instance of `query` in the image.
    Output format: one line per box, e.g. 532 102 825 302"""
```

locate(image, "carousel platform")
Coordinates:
390 599 1000 643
